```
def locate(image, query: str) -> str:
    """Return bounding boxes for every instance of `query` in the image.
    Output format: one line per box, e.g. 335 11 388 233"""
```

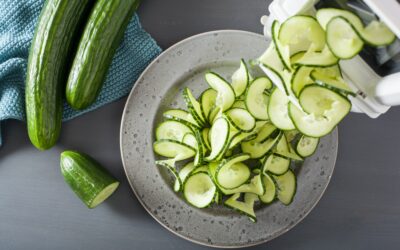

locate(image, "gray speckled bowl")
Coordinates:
120 30 338 248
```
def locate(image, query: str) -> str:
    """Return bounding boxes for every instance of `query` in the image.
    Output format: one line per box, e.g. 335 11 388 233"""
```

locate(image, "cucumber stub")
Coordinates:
60 151 119 208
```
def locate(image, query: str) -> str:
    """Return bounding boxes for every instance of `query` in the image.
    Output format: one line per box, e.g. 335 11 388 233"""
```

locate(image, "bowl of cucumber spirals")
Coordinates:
120 30 338 248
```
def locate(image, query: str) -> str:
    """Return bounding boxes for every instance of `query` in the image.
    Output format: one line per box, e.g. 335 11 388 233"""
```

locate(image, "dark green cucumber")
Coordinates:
26 0 94 150
66 0 141 110
60 150 119 208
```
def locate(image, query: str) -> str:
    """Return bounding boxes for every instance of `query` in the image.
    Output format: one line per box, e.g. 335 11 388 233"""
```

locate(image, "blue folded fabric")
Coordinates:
0 0 161 145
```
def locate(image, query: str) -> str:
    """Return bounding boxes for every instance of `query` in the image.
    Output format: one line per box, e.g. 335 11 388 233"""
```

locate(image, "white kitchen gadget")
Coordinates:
261 0 400 118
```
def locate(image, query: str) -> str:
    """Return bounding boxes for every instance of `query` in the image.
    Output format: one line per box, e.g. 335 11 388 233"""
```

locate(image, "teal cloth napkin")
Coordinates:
0 0 161 145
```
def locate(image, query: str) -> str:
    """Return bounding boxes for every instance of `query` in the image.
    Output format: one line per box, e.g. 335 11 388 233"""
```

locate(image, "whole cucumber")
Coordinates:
60 150 119 208
66 0 142 110
26 0 94 150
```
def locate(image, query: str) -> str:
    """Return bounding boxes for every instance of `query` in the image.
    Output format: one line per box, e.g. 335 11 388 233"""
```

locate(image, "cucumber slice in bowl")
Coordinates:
289 85 351 137
156 120 193 141
156 159 182 192
326 16 363 59
163 109 200 129
183 88 206 126
268 88 296 130
296 135 319 157
242 132 282 159
205 117 230 161
200 88 217 123
263 153 290 176
231 59 249 97
60 151 119 209
232 100 246 109
225 108 256 132
273 170 297 205
224 193 259 222
153 139 196 160
205 72 235 112
245 77 272 120
174 162 196 192
217 162 250 190
216 153 251 189
259 173 276 204
183 172 216 208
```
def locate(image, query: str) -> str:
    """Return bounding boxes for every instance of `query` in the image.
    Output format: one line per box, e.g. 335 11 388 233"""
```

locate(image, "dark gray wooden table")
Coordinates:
1 0 400 249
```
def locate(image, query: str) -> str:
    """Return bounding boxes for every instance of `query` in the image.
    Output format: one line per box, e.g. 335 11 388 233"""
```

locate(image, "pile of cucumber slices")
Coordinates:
153 8 395 222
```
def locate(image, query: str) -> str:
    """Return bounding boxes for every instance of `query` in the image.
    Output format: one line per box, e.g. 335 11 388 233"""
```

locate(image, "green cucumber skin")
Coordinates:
60 151 119 208
66 0 141 110
26 0 94 150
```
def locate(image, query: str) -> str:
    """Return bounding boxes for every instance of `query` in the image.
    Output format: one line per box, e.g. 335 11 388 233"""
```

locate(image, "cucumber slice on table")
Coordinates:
289 85 351 137
231 59 249 97
225 108 256 132
163 109 200 129
156 120 193 141
326 16 363 59
183 88 206 126
259 173 276 204
296 135 319 157
224 193 259 222
268 88 296 130
205 117 230 161
279 15 326 55
60 151 119 209
183 172 216 208
273 170 297 205
245 77 272 120
205 72 235 112
153 139 196 160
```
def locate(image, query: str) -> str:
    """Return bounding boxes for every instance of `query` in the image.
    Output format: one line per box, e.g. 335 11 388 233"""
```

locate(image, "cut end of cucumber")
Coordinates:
89 182 120 209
